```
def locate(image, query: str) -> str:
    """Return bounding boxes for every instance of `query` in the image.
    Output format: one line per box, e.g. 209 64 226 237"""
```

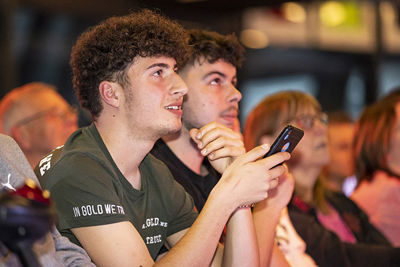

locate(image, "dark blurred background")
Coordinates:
1 0 400 125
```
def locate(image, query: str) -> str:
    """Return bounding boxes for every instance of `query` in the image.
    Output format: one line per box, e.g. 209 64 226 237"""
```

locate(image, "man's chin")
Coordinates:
163 123 183 136
182 120 202 132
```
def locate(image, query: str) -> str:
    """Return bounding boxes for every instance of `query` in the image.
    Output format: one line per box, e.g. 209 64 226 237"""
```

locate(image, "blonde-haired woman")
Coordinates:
244 90 398 267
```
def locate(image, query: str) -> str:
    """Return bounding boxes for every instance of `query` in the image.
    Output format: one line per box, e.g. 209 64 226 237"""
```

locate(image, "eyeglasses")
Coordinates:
13 106 77 128
289 112 328 131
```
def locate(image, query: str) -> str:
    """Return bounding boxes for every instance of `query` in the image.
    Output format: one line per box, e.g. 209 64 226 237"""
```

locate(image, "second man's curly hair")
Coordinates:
70 9 189 118
184 29 245 69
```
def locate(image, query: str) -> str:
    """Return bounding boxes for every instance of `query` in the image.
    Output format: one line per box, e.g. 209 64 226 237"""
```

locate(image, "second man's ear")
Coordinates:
99 81 121 108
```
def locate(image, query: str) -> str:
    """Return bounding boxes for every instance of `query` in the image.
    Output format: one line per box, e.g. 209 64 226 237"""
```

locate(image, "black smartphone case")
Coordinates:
264 125 304 157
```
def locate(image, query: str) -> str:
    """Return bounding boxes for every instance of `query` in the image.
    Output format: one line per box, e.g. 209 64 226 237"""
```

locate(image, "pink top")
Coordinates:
351 171 400 246
317 204 357 243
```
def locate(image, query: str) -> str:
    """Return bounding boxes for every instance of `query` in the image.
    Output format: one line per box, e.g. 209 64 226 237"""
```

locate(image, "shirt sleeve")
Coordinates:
46 154 129 231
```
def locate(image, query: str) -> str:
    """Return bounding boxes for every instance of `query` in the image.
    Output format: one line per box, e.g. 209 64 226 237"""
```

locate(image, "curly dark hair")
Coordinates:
183 29 245 69
70 9 189 118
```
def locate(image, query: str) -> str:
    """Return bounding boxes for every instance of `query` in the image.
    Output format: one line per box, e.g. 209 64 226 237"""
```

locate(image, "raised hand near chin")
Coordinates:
189 122 245 174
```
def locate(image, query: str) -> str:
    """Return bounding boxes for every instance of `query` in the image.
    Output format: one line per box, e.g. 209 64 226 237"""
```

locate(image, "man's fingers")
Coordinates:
199 136 244 156
267 164 287 181
234 144 271 165
270 178 279 189
194 122 220 139
195 125 242 150
207 146 245 160
260 152 291 170
189 128 201 146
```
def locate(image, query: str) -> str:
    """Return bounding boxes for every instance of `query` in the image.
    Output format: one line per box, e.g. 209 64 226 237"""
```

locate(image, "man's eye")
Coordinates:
153 70 163 77
232 78 238 87
210 78 221 85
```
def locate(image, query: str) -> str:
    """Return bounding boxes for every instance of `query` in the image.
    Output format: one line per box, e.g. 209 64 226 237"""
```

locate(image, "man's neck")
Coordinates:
94 119 155 189
163 126 204 175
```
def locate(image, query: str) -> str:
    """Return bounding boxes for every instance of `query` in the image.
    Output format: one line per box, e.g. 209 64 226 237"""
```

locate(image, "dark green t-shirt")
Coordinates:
35 124 198 259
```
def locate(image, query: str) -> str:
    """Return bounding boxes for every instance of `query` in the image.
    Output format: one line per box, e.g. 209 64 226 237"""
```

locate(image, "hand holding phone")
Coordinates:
264 125 304 158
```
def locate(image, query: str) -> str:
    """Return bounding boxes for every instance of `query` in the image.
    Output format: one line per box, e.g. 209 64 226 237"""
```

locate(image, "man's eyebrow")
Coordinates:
146 63 170 70
203 71 227 79
204 71 237 83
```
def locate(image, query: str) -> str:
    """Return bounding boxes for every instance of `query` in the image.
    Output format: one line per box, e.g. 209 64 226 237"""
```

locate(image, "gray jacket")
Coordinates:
0 134 95 267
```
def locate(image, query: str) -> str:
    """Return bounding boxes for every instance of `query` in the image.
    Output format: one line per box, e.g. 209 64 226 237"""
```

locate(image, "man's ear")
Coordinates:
260 135 274 146
99 81 121 108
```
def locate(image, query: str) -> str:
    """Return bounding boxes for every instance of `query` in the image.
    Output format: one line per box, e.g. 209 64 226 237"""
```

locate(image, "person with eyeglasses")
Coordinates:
0 82 78 167
244 90 400 267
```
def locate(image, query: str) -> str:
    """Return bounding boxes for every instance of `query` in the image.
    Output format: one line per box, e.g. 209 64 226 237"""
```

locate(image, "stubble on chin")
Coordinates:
182 114 203 132
160 120 183 137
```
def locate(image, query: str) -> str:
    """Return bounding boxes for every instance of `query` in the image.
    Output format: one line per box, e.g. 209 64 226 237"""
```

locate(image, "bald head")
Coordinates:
0 82 78 167
0 83 60 133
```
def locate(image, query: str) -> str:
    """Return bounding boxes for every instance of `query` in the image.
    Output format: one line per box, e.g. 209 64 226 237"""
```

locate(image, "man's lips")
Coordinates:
221 107 239 118
222 113 238 118
221 115 237 123
221 108 239 119
165 105 181 110
220 112 239 127
165 102 183 115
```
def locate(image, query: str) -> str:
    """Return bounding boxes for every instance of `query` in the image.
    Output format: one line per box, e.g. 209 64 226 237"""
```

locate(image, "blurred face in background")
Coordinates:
259 104 329 189
289 107 329 169
386 102 400 176
247 91 329 191
287 106 329 189
12 90 78 160
326 122 354 179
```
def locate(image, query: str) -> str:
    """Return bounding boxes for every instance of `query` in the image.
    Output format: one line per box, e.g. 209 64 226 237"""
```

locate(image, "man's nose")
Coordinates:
171 74 188 97
228 85 242 104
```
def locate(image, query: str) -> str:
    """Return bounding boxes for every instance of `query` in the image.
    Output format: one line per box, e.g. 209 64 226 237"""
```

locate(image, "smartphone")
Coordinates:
264 125 304 158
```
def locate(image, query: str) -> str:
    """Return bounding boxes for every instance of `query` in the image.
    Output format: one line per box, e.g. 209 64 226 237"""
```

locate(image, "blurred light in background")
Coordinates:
319 1 361 28
240 29 269 49
282 2 306 24
320 1 347 27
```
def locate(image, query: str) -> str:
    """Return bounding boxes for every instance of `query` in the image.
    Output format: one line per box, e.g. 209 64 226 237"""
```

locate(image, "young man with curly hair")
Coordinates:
35 10 290 266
